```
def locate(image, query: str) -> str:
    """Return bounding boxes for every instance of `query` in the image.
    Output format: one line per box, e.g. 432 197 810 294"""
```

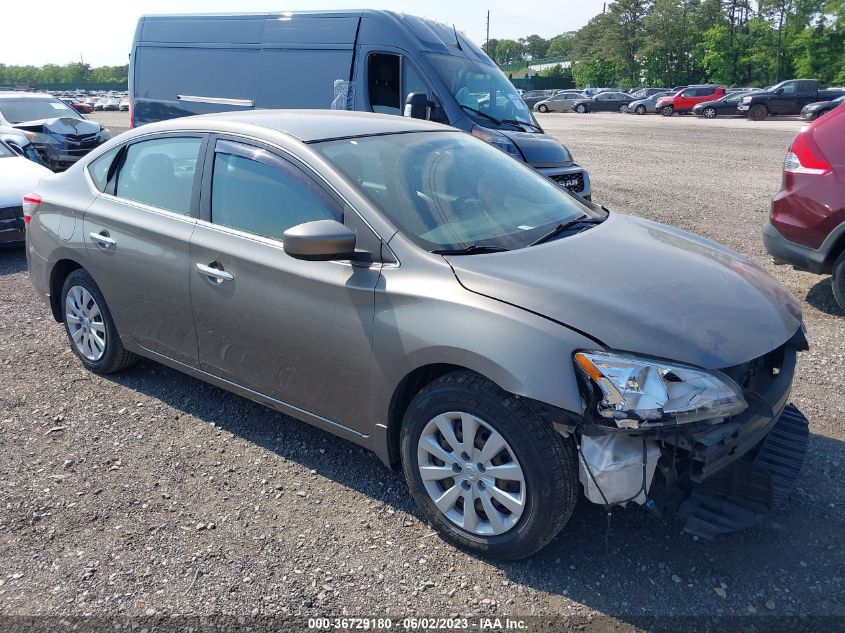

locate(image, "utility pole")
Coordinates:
486 10 490 58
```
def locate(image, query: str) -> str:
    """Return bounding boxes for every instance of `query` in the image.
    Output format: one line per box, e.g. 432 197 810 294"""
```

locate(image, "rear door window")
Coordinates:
114 137 203 215
87 146 121 192
210 139 343 241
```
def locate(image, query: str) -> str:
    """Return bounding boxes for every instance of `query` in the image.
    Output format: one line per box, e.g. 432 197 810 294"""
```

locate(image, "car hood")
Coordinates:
445 213 802 369
499 129 573 167
0 156 52 206
13 116 102 136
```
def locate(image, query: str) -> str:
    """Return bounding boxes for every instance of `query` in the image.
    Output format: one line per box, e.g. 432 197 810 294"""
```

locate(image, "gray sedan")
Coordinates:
26 110 809 559
627 91 673 115
533 92 586 113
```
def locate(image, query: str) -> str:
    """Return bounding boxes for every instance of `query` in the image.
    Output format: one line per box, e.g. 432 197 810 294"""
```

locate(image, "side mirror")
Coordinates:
283 220 356 261
404 92 429 120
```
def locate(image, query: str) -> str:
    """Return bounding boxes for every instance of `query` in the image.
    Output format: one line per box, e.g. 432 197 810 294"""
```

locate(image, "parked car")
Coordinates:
626 91 672 115
26 110 809 558
692 91 750 118
119 97 130 112
0 139 51 245
0 124 48 166
800 94 845 121
129 10 591 199
103 97 120 111
534 92 585 113
571 92 635 113
60 98 94 115
521 90 555 109
629 87 669 99
0 92 111 171
764 105 845 310
656 85 726 116
737 79 845 121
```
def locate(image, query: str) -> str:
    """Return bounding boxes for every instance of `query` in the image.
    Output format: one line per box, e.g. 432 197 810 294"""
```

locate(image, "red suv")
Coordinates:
763 105 845 310
656 85 726 116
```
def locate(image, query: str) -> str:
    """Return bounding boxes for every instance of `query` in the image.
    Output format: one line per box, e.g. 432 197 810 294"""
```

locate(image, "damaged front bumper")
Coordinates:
550 331 810 538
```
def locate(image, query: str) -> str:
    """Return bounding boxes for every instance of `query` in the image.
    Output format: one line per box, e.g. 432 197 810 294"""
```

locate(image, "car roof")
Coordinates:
0 91 57 100
130 110 452 143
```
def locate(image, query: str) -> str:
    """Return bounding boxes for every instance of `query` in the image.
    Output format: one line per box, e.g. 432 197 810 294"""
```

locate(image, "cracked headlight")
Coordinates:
574 351 747 429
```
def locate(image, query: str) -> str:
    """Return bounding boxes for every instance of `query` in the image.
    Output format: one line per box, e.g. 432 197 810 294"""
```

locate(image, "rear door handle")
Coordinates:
196 262 234 282
89 231 116 247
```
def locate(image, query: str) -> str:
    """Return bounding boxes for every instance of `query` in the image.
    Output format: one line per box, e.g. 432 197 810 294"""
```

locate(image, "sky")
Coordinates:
0 0 608 68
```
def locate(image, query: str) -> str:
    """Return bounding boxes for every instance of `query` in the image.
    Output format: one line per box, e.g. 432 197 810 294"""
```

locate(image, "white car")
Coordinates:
0 140 52 245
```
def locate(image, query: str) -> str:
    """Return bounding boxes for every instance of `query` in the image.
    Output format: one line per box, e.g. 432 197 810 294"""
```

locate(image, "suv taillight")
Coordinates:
784 132 832 175
22 194 41 225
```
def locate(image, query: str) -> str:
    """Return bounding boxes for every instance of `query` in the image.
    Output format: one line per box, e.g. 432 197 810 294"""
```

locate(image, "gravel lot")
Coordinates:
1 111 843 628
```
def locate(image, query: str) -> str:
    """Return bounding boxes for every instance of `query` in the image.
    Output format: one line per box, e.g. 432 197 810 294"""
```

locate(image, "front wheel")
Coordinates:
661 105 674 116
61 269 138 374
635 105 646 115
400 371 578 560
619 104 629 113
537 104 548 113
575 104 587 113
832 251 845 311
703 107 717 118
748 104 768 121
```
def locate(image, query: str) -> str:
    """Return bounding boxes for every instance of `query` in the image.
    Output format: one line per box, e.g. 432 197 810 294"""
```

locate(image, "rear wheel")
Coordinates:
703 107 717 118
618 104 629 113
538 104 548 113
61 269 138 374
635 105 646 115
748 104 768 121
832 251 845 312
661 105 674 116
575 104 587 114
400 371 578 560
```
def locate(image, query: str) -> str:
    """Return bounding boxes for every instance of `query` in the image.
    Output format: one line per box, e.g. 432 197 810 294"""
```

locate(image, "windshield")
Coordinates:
315 131 595 252
426 53 538 130
0 98 82 124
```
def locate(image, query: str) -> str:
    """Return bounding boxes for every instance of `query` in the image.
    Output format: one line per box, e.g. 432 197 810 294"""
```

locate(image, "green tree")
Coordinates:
495 39 526 64
520 34 550 59
546 33 576 58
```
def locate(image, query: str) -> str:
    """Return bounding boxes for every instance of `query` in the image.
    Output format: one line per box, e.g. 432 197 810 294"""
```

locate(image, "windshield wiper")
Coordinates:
459 104 504 127
501 118 542 132
431 244 510 255
528 216 605 247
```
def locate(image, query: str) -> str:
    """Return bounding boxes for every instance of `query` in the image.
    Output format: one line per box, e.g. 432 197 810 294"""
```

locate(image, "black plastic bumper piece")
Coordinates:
677 404 808 539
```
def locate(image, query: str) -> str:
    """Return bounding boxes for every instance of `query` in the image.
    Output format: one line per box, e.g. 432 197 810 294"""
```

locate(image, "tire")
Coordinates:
619 104 628 113
748 104 768 121
661 105 674 116
635 105 646 115
538 104 548 113
61 269 138 374
832 251 845 312
703 107 717 119
400 371 578 560
575 104 587 114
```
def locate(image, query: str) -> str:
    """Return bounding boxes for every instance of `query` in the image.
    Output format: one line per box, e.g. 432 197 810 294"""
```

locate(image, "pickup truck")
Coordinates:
737 79 845 120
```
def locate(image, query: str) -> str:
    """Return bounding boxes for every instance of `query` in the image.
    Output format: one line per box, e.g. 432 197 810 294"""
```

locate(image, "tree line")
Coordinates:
483 0 845 88
0 62 128 86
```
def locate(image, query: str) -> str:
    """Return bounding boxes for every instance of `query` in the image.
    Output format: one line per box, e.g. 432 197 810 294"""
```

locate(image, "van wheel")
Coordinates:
400 371 578 560
575 104 587 114
832 251 845 312
635 105 646 115
748 104 768 121
661 105 674 116
538 104 548 113
61 269 138 374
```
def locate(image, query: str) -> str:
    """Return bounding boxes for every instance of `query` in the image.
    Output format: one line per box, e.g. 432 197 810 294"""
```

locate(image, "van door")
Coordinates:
356 48 439 119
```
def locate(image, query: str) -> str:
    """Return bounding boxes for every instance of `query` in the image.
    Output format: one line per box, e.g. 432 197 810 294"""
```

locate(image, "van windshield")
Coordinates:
426 54 539 131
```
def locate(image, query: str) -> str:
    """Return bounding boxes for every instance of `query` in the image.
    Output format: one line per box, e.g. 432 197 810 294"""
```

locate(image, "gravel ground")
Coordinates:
1 112 843 628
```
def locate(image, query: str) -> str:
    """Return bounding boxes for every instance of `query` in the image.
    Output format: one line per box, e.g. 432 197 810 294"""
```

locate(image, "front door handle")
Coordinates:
89 231 116 247
196 262 234 283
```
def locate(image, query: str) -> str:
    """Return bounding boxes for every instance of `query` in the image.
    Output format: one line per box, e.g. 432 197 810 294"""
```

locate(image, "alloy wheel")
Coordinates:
416 411 526 536
704 107 716 118
65 285 107 361
635 105 646 115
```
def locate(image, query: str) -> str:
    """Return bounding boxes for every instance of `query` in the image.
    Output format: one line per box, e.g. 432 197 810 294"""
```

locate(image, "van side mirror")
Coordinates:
404 92 429 119
283 220 356 261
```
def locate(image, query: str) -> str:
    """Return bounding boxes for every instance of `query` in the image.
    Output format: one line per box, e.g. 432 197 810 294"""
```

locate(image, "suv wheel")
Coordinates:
61 269 138 374
661 105 674 116
748 104 768 121
538 104 548 113
703 107 717 118
400 371 578 560
833 251 845 311
575 104 587 113
635 105 646 115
